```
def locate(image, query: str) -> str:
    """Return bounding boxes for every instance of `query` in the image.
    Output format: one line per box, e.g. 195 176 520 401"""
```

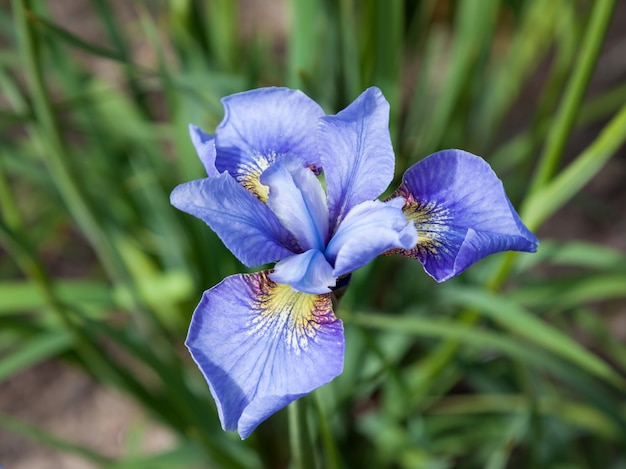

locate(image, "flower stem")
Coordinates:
288 398 315 469
313 391 341 469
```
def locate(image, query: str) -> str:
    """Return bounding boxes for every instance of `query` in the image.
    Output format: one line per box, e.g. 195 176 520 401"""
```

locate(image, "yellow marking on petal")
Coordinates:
237 155 320 203
388 187 453 259
240 163 270 202
248 273 333 354
404 200 451 254
236 153 278 202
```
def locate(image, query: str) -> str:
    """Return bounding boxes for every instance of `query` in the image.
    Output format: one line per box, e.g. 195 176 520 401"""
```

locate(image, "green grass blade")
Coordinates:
103 442 206 469
523 239 626 272
401 24 446 164
484 416 528 469
24 9 124 61
12 0 125 286
476 0 559 144
523 101 626 229
288 398 316 469
412 0 500 156
528 0 616 192
429 394 622 440
312 390 341 469
287 0 321 91
204 0 240 71
510 274 626 309
442 288 623 386
348 312 568 375
367 0 403 138
0 150 24 232
338 0 362 100
0 280 113 315
0 331 73 381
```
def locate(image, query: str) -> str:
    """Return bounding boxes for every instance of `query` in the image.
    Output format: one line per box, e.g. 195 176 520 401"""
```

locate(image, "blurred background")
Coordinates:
1 0 626 468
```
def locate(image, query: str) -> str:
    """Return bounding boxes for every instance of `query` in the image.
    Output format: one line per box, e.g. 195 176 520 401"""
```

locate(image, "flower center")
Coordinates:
261 156 330 252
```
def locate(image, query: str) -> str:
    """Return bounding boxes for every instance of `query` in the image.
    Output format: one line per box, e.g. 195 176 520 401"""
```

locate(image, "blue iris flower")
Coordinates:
171 87 538 439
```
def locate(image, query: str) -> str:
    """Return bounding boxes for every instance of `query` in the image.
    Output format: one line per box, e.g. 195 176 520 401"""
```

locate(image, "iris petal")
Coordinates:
319 87 395 228
261 157 329 251
189 124 219 177
270 250 336 294
170 173 296 267
186 272 344 439
326 198 418 277
394 149 539 282
214 88 325 201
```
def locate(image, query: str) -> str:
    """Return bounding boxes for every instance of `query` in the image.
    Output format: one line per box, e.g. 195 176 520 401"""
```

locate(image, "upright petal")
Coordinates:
215 88 325 201
325 198 418 278
319 87 395 228
186 272 344 439
393 149 539 282
189 124 219 177
261 156 329 251
170 173 296 267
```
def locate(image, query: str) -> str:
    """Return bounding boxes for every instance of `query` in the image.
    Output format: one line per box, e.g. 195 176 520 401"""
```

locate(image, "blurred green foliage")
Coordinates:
1 0 626 467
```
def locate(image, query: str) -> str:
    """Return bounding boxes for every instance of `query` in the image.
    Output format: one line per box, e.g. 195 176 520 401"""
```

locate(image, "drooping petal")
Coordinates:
270 250 336 294
186 272 344 439
261 156 329 251
214 88 325 201
170 173 296 267
189 124 219 177
318 87 395 228
393 149 539 282
325 198 418 278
